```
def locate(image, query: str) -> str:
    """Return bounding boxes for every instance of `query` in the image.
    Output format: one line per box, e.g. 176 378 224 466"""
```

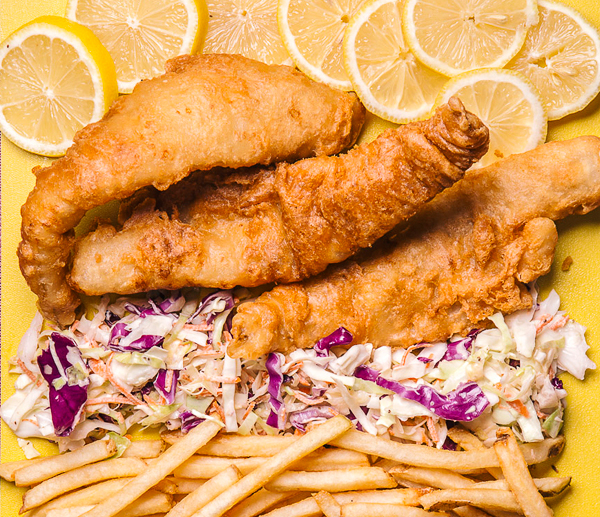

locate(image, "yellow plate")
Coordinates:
1 1 600 516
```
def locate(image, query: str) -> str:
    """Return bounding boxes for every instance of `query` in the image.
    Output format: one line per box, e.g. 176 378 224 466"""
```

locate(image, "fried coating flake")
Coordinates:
68 99 488 296
228 136 600 359
18 54 366 325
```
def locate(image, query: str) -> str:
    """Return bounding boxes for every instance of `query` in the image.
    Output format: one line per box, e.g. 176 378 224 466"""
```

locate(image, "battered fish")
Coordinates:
68 99 488 295
228 136 600 359
18 54 365 326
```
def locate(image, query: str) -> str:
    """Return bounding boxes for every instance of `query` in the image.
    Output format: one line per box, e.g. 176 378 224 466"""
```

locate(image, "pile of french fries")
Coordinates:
0 415 569 517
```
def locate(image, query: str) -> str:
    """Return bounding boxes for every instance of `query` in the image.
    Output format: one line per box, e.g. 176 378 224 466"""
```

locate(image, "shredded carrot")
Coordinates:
165 369 174 392
22 418 39 426
88 356 146 406
291 389 326 406
183 322 213 331
507 399 529 418
399 343 437 366
198 374 240 384
242 402 256 421
16 358 44 387
550 314 569 331
426 416 439 443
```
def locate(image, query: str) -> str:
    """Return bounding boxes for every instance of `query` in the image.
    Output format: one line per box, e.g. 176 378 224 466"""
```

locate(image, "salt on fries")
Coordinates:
2 422 572 517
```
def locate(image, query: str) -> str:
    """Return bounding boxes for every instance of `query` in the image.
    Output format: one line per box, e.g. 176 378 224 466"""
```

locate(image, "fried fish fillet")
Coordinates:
18 54 366 326
228 136 600 359
68 98 489 295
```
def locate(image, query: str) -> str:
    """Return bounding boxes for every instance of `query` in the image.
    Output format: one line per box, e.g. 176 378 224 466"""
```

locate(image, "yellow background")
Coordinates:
1 1 600 515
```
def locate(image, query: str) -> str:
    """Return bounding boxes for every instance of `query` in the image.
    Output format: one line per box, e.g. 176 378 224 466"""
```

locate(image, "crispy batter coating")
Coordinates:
68 99 488 295
18 54 366 325
228 136 600 359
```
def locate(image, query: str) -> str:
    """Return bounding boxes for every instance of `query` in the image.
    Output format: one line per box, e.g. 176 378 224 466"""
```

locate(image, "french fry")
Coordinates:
15 440 117 487
262 489 424 517
0 457 46 482
452 506 498 517
169 478 206 495
476 476 571 497
43 490 173 517
420 488 522 513
165 465 242 517
162 432 297 456
494 428 553 517
226 489 295 517
174 457 266 478
29 478 134 517
175 449 370 479
77 419 223 517
340 503 444 517
313 491 341 517
122 440 165 459
21 458 147 513
192 415 352 517
265 467 396 492
389 465 475 489
447 427 503 479
331 430 563 470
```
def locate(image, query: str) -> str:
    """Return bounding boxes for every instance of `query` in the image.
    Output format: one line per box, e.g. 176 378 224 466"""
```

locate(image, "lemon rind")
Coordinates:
277 0 353 91
0 16 117 157
402 0 539 77
344 0 434 123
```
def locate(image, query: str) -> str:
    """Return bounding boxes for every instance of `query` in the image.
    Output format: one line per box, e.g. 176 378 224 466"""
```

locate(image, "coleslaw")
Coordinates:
2 285 595 455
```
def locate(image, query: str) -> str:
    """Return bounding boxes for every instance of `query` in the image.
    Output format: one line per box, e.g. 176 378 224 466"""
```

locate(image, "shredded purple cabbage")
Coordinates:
314 327 353 357
418 357 433 363
190 290 235 324
289 406 336 432
37 333 89 436
180 411 204 433
265 353 285 428
354 366 489 422
155 370 179 404
442 437 457 450
108 323 164 352
442 332 478 362
551 377 564 390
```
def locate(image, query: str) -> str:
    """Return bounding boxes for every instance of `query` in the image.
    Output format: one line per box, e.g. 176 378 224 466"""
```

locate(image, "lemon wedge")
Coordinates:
402 0 538 77
66 0 208 93
344 0 447 123
204 0 289 64
278 0 368 89
436 69 547 168
507 0 600 120
0 16 118 157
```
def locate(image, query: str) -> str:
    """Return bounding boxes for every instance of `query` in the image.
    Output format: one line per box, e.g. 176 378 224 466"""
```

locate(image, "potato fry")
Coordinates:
389 465 475 489
447 427 503 479
313 491 341 517
494 429 553 517
476 476 571 497
265 467 396 492
440 506 492 517
29 478 134 517
44 490 173 517
0 457 46 482
192 415 352 517
165 465 242 517
332 430 563 470
168 478 206 495
420 488 522 513
226 489 295 517
15 440 117 487
340 503 443 517
262 489 424 517
162 432 297 456
174 456 266 478
21 458 147 513
122 440 165 459
175 449 370 479
78 419 223 517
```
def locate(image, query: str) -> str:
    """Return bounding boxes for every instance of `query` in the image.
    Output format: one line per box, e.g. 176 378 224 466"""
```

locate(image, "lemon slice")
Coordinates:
344 0 447 123
66 0 208 93
278 0 368 89
507 0 600 121
204 0 289 64
402 0 538 77
436 69 547 168
0 16 118 157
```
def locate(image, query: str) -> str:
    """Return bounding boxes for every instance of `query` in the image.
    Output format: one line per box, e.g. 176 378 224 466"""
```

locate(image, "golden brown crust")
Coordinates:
228 136 600 359
18 54 366 325
68 100 489 296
